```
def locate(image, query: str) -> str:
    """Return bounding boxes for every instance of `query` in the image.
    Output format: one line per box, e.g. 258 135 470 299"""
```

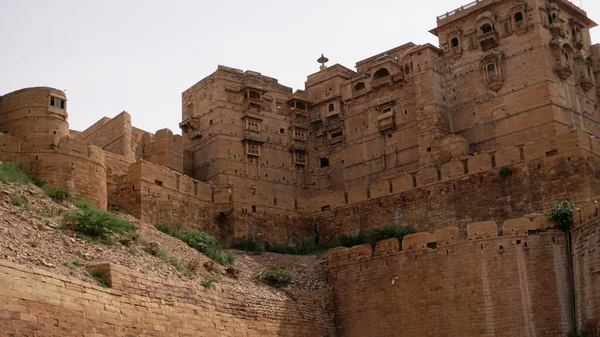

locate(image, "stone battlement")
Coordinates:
327 213 559 269
306 129 597 213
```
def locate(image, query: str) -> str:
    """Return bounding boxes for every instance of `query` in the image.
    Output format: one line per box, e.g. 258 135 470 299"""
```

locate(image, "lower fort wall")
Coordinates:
571 202 600 333
112 161 229 239
327 220 574 337
0 260 334 337
0 134 108 210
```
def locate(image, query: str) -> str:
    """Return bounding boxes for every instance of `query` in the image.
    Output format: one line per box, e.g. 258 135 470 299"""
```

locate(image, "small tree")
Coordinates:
546 200 576 231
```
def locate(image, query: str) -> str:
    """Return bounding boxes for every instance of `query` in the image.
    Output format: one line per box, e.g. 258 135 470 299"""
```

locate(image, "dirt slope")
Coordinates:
0 180 329 299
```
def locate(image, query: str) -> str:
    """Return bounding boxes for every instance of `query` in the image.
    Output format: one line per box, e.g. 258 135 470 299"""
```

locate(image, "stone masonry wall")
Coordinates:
327 219 573 337
311 130 600 240
0 260 334 337
75 111 135 161
571 200 600 333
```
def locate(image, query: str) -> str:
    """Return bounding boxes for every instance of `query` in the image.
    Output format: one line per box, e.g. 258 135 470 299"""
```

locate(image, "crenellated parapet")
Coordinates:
328 215 557 269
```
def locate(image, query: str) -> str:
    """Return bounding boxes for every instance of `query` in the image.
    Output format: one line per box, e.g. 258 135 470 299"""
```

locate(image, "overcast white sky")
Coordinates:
1 0 599 134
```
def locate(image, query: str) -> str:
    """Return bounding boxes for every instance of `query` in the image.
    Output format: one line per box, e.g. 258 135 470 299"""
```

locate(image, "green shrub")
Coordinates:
70 201 133 241
43 186 71 202
11 196 28 207
263 224 416 255
0 161 34 185
499 167 512 178
86 268 109 288
265 237 320 255
253 268 296 288
546 200 576 231
338 232 367 248
154 223 234 266
365 224 416 248
200 279 216 288
231 235 263 254
154 221 181 236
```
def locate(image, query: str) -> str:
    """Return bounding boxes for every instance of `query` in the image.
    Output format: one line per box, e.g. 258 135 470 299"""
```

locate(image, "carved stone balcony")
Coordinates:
243 131 264 143
573 36 584 50
580 74 594 92
478 31 499 51
328 135 344 145
378 122 395 132
371 76 392 89
486 76 505 92
550 22 564 37
555 65 573 81
289 107 309 117
290 143 307 152
445 47 463 59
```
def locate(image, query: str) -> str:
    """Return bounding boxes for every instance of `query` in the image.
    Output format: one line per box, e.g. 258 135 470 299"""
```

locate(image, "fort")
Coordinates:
1 0 599 335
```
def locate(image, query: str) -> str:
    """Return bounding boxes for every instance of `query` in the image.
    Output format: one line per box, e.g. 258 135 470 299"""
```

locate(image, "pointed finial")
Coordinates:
317 53 329 70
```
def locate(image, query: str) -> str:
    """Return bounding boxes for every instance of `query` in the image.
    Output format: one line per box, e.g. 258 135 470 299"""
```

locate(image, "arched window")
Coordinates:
481 24 493 33
514 12 524 23
354 82 365 91
328 103 335 112
588 66 592 78
373 68 390 80
564 52 570 67
450 37 459 48
487 63 496 74
552 13 557 22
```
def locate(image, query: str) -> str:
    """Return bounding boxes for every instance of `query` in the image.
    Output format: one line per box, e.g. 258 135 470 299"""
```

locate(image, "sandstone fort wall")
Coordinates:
309 130 600 240
327 218 573 336
571 200 600 333
75 112 135 161
0 260 334 336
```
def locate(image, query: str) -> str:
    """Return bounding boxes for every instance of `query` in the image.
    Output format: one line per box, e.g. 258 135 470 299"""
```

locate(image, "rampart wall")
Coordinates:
0 87 69 144
0 133 108 210
309 130 600 239
571 200 600 333
0 260 334 336
75 112 135 161
327 218 573 337
141 128 184 173
111 161 231 239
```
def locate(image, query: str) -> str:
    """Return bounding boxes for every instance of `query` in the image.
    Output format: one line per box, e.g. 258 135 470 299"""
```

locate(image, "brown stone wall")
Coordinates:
327 223 573 337
0 134 108 210
230 184 312 244
0 260 334 336
0 87 69 145
142 128 184 173
75 111 135 161
311 131 600 239
571 202 600 333
112 161 227 238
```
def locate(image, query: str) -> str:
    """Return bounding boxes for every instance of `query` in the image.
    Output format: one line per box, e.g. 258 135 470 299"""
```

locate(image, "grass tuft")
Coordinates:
155 222 234 266
68 200 133 242
253 268 295 288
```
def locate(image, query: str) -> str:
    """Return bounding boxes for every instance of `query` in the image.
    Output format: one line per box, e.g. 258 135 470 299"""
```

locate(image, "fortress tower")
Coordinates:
431 0 599 153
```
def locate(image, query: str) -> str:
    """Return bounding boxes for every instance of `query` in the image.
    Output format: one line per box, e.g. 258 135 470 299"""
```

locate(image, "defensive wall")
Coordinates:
0 260 334 337
307 129 600 240
326 213 589 336
0 87 108 210
571 199 600 333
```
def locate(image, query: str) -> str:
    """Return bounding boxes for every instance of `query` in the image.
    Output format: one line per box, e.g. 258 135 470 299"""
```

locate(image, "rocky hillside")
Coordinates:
0 177 329 299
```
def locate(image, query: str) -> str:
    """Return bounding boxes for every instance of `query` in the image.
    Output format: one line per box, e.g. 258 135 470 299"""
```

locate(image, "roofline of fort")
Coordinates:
431 0 596 36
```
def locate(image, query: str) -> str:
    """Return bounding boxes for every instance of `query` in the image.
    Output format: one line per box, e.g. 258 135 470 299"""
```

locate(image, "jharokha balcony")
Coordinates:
478 30 499 51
